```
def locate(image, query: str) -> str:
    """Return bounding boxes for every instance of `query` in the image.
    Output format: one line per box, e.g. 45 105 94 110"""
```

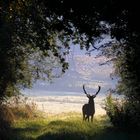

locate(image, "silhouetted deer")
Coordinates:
82 85 101 122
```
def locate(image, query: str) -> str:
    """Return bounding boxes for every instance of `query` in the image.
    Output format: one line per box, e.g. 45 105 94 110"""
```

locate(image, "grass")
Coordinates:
10 112 140 140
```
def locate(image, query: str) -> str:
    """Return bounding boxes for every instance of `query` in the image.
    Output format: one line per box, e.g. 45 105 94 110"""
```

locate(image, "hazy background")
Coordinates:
21 44 117 115
22 43 117 97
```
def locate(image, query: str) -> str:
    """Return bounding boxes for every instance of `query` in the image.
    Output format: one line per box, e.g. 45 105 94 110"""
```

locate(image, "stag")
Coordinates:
82 85 101 122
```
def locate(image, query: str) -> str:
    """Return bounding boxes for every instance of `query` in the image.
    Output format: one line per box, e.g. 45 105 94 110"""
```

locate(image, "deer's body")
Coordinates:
82 85 101 122
82 103 95 121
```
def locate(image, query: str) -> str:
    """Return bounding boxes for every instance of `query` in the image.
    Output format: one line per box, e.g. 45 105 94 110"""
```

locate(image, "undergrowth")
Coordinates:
0 95 40 140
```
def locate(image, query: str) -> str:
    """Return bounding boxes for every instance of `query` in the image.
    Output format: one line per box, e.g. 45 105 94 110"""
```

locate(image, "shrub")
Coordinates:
0 95 39 139
0 104 14 140
104 93 140 129
6 95 38 120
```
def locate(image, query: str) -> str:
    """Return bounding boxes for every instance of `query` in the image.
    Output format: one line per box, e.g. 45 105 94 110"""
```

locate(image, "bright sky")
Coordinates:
23 43 117 96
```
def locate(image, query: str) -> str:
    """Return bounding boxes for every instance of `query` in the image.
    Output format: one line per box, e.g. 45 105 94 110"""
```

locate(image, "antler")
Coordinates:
83 84 90 97
94 86 101 96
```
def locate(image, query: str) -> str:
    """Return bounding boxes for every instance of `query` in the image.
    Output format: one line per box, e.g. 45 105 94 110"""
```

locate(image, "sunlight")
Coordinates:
22 44 116 116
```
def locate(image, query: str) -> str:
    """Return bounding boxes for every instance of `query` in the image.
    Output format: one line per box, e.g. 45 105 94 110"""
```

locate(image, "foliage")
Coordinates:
1 0 140 97
0 0 70 98
104 94 140 129
4 95 40 120
1 0 140 130
104 94 126 127
0 95 41 140
0 104 14 140
101 38 140 129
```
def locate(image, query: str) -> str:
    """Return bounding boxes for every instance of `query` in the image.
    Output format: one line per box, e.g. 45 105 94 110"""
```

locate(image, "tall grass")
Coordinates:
1 95 40 120
1 95 140 140
11 113 140 140
0 95 40 140
0 104 14 140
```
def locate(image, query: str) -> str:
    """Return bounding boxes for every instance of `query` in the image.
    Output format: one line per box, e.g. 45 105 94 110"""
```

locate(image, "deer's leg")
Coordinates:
91 115 94 122
83 113 85 121
87 116 89 122
85 115 88 121
85 115 89 122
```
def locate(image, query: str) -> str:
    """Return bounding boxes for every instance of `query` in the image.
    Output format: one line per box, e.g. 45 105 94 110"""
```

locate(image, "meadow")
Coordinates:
10 113 139 140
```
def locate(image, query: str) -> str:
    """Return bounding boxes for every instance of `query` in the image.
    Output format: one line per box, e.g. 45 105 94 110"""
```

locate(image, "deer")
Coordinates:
82 84 101 122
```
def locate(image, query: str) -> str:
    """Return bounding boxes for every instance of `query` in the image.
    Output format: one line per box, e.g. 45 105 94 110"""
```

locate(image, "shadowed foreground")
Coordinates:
11 113 140 140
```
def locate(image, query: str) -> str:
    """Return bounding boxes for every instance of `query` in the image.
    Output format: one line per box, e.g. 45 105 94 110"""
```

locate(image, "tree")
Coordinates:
41 0 140 128
0 0 71 99
0 1 140 129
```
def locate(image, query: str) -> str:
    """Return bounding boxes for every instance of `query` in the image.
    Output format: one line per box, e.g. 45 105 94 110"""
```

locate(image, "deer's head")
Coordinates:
83 84 101 103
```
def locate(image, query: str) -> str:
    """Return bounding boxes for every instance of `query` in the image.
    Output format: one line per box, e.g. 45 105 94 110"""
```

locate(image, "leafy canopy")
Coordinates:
0 0 140 99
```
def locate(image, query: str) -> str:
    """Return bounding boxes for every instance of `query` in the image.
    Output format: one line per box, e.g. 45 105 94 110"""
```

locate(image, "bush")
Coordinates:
0 104 14 140
3 95 38 120
0 95 39 139
104 94 140 129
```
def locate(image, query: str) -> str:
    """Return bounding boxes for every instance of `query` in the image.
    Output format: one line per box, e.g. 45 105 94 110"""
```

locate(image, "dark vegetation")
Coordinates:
0 0 140 139
0 96 40 139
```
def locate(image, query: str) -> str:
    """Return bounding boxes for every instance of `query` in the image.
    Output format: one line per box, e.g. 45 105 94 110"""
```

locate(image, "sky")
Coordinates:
23 43 117 96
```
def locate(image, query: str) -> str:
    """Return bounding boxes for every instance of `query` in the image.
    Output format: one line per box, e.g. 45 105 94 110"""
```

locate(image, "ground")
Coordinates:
10 113 140 140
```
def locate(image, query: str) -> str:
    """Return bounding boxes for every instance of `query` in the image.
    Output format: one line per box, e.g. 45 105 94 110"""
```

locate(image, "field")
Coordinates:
10 113 139 140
